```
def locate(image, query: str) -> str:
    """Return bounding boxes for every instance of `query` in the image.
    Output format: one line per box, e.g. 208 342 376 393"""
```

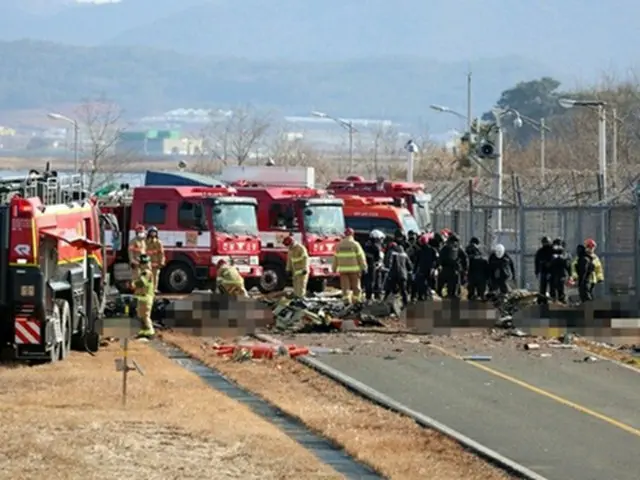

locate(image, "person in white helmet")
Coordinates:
363 229 385 300
488 243 515 294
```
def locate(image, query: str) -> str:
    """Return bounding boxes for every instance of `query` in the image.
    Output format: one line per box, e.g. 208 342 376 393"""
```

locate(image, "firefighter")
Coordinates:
332 227 367 304
134 254 155 338
129 224 147 285
413 233 438 300
488 243 515 295
571 239 604 301
534 236 554 304
216 259 248 297
465 237 489 300
363 229 385 301
437 233 467 298
549 238 571 303
145 226 165 293
383 243 412 308
283 235 309 297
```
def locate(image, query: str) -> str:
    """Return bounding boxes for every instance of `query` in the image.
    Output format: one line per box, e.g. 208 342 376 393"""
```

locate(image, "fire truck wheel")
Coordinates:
258 264 286 294
161 262 196 294
55 299 72 360
48 303 62 363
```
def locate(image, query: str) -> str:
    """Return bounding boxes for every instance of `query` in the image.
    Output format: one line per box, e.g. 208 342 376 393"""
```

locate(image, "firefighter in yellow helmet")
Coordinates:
216 259 248 297
332 227 367 304
145 226 165 293
284 234 309 297
129 224 147 285
134 254 155 338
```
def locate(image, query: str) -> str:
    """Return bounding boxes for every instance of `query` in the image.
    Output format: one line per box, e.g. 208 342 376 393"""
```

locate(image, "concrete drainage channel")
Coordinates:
152 341 383 480
254 333 549 480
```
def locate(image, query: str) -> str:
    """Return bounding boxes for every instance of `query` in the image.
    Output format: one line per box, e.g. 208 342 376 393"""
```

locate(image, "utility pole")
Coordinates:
598 104 607 200
540 117 546 182
466 71 472 138
611 107 618 191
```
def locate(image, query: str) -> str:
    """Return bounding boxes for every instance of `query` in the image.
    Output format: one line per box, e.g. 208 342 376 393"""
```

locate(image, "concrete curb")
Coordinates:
255 332 548 480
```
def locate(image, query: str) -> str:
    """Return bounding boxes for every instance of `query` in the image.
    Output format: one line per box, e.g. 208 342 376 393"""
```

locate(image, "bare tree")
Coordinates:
202 106 272 166
370 123 400 177
74 97 125 190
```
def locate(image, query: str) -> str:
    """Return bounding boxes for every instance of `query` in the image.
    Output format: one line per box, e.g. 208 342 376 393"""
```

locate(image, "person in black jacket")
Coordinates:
437 233 468 298
362 229 385 301
549 239 571 303
383 244 413 307
465 237 489 300
572 244 595 302
413 233 439 300
488 243 515 294
534 236 554 304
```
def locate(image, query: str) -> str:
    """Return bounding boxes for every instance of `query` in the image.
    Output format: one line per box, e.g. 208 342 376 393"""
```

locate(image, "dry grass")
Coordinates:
0 342 341 480
161 331 513 480
573 338 640 369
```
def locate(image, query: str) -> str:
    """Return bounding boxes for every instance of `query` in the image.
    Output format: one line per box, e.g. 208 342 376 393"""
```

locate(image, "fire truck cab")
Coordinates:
339 195 420 245
327 176 432 231
99 186 262 294
229 185 344 294
0 169 110 363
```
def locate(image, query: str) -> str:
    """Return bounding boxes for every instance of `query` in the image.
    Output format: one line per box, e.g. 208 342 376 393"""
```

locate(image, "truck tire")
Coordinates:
48 302 62 363
55 299 72 360
307 278 326 294
84 292 101 353
161 261 196 294
258 263 286 294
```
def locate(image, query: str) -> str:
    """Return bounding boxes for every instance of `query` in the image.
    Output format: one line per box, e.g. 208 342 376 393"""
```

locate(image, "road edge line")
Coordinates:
255 332 548 480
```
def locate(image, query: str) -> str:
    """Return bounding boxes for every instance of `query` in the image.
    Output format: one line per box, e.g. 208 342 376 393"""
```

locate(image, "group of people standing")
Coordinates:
362 229 516 307
361 229 605 308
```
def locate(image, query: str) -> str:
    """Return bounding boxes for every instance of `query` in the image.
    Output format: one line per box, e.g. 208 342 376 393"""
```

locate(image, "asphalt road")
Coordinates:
318 346 640 480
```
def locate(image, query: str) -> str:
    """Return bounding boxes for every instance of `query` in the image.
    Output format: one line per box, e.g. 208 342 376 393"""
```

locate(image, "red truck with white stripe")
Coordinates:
0 169 110 363
226 184 344 294
98 185 262 294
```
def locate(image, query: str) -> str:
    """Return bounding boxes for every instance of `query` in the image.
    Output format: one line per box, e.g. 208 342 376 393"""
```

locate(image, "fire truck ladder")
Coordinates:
0 170 86 205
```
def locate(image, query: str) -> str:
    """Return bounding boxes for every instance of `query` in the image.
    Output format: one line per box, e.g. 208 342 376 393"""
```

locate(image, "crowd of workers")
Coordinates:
125 223 605 338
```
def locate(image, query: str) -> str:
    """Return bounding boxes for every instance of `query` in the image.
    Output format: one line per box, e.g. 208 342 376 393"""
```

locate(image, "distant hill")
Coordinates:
0 40 555 127
0 1 638 75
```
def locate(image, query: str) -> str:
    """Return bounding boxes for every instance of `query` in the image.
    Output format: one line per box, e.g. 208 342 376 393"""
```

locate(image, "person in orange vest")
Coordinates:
571 238 604 300
284 235 309 297
333 227 367 304
216 259 248 297
129 224 146 285
145 226 165 293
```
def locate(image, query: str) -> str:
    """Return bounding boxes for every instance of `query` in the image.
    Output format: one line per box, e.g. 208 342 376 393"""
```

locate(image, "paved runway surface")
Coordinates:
319 345 640 480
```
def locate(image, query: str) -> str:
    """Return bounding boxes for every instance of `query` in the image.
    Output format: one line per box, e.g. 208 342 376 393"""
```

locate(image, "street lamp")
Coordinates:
558 98 607 199
404 139 419 183
48 112 79 174
429 104 468 121
510 111 552 181
311 110 358 171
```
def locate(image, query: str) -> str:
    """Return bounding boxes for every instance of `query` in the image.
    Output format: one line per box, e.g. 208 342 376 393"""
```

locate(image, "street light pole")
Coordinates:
311 110 357 172
466 71 472 138
48 112 79 174
598 105 607 200
611 107 618 191
540 117 546 182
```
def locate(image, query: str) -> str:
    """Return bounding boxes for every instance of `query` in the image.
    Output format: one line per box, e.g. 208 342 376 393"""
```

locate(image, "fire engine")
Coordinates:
98 185 262 294
326 176 432 231
0 169 112 363
339 195 421 245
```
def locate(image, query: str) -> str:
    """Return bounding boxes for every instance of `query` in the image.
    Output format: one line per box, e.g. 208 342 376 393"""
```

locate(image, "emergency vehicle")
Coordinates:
210 166 341 293
0 169 111 363
326 176 432 231
339 195 421 245
98 186 262 294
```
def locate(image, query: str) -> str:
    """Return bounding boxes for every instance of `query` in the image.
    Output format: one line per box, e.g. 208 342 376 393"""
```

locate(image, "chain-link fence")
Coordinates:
429 172 639 293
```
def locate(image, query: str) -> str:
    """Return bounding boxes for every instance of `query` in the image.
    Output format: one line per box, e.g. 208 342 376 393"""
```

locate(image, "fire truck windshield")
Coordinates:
303 204 345 235
401 212 420 234
413 196 431 230
212 203 259 235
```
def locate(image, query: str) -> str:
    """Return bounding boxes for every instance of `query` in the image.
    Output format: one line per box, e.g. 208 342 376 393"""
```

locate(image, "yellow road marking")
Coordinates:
429 344 640 438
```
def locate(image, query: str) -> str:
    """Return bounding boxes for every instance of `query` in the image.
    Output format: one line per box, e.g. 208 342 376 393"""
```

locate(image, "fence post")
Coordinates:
519 205 527 289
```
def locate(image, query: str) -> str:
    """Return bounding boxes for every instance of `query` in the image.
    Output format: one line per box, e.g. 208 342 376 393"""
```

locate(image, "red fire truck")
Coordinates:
225 183 344 294
0 169 111 363
98 185 262 294
326 176 432 231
